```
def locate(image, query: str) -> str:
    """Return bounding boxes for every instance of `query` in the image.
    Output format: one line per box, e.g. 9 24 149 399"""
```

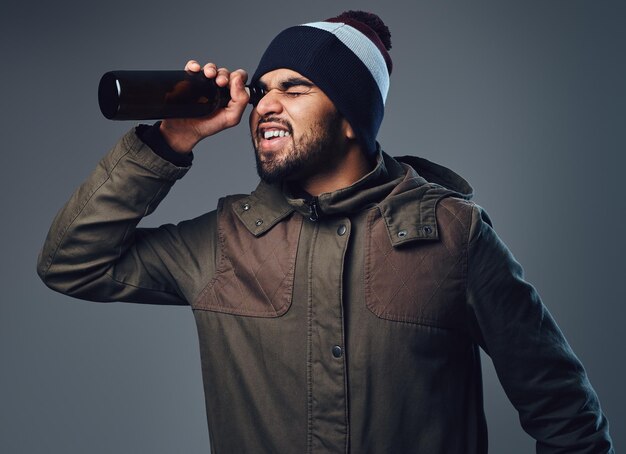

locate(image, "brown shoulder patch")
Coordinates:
364 197 473 330
194 197 302 317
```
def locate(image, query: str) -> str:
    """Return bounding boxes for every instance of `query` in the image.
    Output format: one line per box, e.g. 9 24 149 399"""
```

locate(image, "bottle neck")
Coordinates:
245 85 266 106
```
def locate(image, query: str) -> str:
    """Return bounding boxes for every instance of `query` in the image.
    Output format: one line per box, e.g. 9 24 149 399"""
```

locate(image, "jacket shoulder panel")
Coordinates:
193 195 302 317
364 195 474 330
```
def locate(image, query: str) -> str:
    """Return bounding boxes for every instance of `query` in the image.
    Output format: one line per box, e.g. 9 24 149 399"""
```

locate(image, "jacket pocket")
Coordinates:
193 201 302 318
364 202 469 330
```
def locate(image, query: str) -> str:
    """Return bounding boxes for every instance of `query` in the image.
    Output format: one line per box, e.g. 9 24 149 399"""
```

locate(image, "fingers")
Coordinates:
183 60 248 102
184 61 225 82
220 69 249 127
170 60 250 137
184 60 245 88
184 60 202 72
229 69 249 103
184 60 223 83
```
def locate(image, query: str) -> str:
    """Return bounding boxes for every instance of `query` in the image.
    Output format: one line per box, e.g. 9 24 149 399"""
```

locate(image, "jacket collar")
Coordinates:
232 180 295 236
380 155 473 246
233 148 474 247
284 151 406 218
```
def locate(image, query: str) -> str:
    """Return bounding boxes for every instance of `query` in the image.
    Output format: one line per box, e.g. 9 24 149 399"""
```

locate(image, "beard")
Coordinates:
252 111 345 185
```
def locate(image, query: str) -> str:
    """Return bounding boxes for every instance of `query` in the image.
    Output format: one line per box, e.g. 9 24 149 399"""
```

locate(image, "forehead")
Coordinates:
258 68 314 87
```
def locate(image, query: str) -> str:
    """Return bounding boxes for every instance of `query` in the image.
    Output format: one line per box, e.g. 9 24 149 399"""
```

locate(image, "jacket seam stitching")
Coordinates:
193 197 230 309
364 206 466 330
464 203 477 334
339 221 350 453
41 144 136 277
306 223 319 453
114 181 183 296
104 270 181 297
439 199 471 230
369 254 466 329
193 197 299 316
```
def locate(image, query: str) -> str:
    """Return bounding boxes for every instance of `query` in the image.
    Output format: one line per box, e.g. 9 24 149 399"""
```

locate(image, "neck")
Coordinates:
300 143 374 196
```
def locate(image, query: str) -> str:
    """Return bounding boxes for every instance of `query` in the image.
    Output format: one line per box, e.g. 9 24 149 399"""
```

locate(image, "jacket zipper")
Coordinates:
308 197 320 222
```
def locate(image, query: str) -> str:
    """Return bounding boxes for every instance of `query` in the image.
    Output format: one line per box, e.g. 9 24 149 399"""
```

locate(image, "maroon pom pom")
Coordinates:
335 10 392 51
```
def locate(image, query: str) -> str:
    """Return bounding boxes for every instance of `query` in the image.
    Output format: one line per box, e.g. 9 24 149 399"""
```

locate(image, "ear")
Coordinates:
342 119 357 140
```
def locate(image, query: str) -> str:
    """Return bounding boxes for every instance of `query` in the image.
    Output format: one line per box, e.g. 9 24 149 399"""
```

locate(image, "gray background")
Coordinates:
1 1 624 452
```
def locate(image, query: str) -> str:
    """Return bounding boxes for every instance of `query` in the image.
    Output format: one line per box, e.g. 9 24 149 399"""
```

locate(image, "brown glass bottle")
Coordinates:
98 70 262 120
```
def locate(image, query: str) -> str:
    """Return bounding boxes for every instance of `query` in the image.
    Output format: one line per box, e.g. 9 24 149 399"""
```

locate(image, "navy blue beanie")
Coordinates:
251 11 392 157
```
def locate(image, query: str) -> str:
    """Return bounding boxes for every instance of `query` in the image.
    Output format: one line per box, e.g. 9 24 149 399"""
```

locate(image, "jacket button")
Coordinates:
398 230 407 238
423 225 433 235
255 219 263 226
337 224 347 236
332 345 343 358
242 203 250 211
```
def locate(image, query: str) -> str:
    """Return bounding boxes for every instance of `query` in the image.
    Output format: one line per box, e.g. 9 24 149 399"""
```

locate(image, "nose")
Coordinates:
254 89 283 116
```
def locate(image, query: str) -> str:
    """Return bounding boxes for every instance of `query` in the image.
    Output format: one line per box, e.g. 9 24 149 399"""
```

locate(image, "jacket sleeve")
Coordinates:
36 128 217 306
465 204 613 453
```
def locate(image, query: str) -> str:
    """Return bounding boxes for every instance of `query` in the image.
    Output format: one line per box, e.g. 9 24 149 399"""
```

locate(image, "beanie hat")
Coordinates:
251 11 392 157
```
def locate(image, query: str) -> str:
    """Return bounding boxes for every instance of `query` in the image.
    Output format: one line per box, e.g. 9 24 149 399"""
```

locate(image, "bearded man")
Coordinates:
38 11 613 453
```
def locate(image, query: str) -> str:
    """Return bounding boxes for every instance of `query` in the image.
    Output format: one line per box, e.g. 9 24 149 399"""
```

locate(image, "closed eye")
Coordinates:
252 76 315 105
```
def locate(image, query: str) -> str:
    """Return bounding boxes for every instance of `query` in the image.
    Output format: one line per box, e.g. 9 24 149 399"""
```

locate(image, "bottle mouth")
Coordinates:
246 85 266 106
98 72 121 119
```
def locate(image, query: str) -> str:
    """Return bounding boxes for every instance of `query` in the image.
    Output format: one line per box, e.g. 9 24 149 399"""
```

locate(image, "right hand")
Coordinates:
159 60 249 154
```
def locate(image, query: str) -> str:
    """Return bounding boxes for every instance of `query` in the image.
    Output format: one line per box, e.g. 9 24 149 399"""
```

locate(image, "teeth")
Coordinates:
263 130 290 139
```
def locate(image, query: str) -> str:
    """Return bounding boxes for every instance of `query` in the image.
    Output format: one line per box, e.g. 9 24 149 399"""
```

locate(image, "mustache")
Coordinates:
256 116 293 136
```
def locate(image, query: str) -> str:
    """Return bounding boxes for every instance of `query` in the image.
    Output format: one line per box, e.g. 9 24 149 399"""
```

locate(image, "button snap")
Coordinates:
337 224 347 236
242 203 250 211
255 219 263 226
398 229 408 238
332 345 343 358
423 225 433 235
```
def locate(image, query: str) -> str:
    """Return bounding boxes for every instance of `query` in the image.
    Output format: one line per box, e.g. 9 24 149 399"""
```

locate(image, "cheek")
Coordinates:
283 106 318 137
286 98 337 127
284 102 315 122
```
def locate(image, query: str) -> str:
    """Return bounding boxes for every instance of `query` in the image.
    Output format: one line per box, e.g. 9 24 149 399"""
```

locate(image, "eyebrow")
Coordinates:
257 77 315 91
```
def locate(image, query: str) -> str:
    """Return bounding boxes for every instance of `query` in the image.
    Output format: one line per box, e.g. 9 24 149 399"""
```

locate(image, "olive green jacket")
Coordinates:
37 129 612 453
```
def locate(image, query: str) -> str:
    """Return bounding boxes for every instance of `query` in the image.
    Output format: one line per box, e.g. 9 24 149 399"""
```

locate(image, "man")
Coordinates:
38 11 613 453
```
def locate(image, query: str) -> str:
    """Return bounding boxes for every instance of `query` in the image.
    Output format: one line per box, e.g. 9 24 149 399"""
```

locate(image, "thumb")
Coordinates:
229 70 250 105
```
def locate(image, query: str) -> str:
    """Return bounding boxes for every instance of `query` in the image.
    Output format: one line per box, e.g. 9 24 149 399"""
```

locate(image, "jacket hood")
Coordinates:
370 153 475 247
394 155 473 200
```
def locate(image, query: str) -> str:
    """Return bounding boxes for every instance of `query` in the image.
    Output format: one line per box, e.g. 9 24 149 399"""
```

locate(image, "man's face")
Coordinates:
249 68 349 184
